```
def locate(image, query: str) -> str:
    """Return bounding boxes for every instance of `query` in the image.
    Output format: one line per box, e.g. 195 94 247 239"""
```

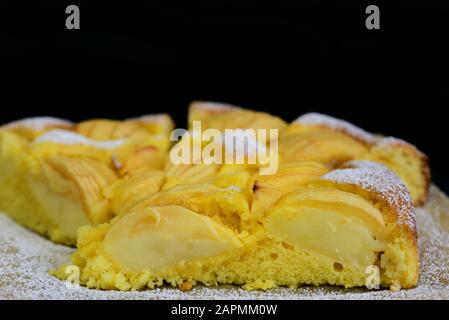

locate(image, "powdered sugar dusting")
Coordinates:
294 113 377 144
33 129 125 149
342 160 389 171
1 185 448 300
190 101 241 113
127 114 170 124
2 117 73 131
375 136 425 158
377 136 409 146
322 160 416 231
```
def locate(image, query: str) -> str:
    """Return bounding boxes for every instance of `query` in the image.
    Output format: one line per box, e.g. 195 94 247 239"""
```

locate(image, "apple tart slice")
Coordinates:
53 160 418 291
0 133 118 245
0 114 174 245
263 160 418 289
0 127 120 244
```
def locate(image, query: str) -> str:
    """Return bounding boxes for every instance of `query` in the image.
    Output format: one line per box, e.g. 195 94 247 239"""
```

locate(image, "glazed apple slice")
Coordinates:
28 156 118 239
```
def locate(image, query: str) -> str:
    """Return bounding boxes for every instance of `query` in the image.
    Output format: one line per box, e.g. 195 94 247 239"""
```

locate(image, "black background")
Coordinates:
1 1 448 191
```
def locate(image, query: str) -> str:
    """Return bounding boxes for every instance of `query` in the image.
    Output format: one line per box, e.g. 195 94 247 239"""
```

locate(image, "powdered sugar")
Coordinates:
375 136 424 158
2 117 73 131
342 160 389 171
1 185 448 300
377 136 408 146
33 129 125 149
190 101 241 113
294 113 377 144
293 114 427 161
127 114 170 124
322 160 416 231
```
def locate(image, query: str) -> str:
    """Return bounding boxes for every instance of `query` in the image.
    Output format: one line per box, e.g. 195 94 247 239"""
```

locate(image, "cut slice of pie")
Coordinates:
53 160 418 291
0 133 118 244
0 115 174 245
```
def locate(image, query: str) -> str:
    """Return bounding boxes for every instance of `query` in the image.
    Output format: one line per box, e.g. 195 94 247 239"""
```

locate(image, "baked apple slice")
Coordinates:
103 205 242 272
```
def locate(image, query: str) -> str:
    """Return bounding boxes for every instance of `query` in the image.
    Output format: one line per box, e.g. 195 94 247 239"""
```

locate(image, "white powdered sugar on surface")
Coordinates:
33 129 125 150
322 160 416 231
293 113 378 144
1 117 73 131
1 185 448 300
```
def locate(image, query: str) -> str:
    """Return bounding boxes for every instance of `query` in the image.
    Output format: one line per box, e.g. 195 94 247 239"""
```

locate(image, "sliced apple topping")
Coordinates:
76 119 150 141
127 114 174 135
188 101 286 133
250 162 329 217
28 156 118 238
280 131 369 166
163 162 221 189
118 145 165 175
128 182 249 228
103 205 242 271
105 170 165 216
264 187 387 270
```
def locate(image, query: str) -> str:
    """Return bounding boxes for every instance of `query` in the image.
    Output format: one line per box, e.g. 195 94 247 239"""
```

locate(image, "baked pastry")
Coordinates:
0 115 174 244
0 104 426 292
282 113 430 205
53 160 418 291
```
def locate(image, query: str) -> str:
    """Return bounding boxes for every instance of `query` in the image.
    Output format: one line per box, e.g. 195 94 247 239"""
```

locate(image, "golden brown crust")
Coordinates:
375 137 431 206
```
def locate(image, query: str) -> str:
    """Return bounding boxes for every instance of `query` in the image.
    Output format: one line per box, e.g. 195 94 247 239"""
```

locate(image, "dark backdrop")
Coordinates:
1 1 448 191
